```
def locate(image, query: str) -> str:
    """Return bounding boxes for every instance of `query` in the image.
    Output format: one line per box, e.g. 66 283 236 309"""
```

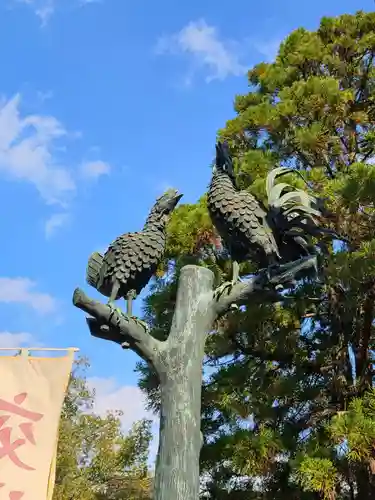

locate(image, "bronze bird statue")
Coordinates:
208 141 338 297
207 141 281 297
86 189 183 328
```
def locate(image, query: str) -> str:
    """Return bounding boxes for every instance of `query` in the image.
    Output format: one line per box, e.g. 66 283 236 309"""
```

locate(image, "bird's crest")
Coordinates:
214 141 235 178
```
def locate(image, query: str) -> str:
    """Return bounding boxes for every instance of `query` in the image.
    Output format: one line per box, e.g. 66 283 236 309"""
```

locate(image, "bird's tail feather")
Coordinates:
86 251 104 288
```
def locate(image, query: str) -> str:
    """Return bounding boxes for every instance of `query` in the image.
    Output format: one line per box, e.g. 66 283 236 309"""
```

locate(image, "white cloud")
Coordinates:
88 377 159 464
16 0 55 25
15 0 99 24
44 212 70 238
0 93 110 236
88 377 157 432
0 277 57 314
37 90 54 103
0 331 36 348
155 180 174 195
0 94 75 205
155 19 246 84
251 37 283 62
80 160 111 180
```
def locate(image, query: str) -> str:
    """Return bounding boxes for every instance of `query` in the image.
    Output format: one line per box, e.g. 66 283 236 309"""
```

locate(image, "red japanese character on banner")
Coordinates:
0 392 44 471
9 492 24 500
0 481 24 499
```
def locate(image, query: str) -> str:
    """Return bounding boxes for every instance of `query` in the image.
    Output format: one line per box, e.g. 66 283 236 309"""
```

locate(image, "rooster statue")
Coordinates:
86 188 183 328
207 141 336 296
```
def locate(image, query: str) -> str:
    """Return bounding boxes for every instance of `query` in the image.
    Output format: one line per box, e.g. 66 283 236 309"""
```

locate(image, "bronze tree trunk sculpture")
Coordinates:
73 255 316 500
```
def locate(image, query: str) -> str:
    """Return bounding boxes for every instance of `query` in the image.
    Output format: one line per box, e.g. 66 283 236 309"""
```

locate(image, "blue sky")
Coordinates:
0 0 373 463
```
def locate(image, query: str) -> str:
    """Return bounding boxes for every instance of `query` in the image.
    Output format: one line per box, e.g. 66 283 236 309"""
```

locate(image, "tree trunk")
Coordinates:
357 465 375 500
152 265 215 500
73 258 317 500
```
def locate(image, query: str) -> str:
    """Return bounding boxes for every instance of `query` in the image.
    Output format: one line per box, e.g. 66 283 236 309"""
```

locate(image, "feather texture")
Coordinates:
86 189 182 301
207 168 280 267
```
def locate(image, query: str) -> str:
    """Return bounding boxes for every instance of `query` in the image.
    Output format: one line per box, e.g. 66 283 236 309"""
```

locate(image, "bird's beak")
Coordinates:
174 192 183 203
168 191 183 209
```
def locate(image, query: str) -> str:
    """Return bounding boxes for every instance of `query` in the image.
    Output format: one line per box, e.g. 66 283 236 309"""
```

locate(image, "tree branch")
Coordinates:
72 288 161 363
214 255 318 316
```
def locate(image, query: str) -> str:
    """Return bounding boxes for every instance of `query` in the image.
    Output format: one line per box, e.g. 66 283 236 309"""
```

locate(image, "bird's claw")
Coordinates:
130 316 149 332
213 281 232 300
106 303 124 327
107 302 122 314
267 266 286 291
106 302 149 331
264 256 317 289
213 279 240 301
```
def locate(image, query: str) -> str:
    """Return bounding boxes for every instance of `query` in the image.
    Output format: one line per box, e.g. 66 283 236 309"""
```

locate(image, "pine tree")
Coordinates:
137 10 375 499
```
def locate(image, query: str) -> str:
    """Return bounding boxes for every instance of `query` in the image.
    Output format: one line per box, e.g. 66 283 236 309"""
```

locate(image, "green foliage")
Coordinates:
230 426 283 476
333 162 375 210
138 9 375 500
166 196 213 258
295 457 337 499
329 390 375 464
54 358 153 500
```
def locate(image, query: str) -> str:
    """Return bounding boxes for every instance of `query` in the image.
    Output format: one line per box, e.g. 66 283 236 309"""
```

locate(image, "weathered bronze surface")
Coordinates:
207 142 334 292
86 189 183 318
208 142 281 270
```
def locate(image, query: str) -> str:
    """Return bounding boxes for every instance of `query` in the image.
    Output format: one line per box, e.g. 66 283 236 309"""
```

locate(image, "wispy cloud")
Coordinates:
88 377 156 431
78 0 101 4
0 331 37 348
250 37 283 62
44 212 70 238
150 179 174 195
0 94 75 205
16 0 55 25
36 90 54 103
0 277 57 314
0 93 111 236
79 160 111 180
15 0 100 25
155 19 246 84
87 377 160 464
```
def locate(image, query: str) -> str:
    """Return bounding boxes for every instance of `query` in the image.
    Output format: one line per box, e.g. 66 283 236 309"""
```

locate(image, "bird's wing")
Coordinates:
235 190 279 250
237 190 268 220
101 232 141 283
101 231 164 284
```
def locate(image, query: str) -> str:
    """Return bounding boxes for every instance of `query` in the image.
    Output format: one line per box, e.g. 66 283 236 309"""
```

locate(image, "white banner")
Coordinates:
0 350 75 500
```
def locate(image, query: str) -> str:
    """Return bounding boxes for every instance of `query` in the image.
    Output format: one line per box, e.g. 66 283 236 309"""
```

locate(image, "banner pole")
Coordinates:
0 347 80 352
